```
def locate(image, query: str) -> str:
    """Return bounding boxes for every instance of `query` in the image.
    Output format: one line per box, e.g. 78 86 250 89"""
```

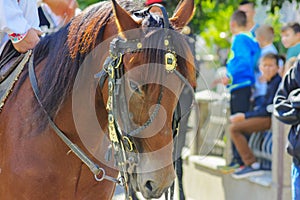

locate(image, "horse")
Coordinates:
0 0 196 199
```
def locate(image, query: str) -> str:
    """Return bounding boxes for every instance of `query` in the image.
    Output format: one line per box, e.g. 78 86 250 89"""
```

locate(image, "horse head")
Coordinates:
101 0 196 198
0 0 195 199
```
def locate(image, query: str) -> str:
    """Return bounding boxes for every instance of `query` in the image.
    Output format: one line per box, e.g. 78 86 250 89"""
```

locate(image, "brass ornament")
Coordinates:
165 52 177 72
164 39 169 46
137 42 143 49
108 114 118 143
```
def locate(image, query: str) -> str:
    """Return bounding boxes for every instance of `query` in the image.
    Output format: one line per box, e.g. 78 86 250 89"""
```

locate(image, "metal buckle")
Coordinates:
123 136 134 152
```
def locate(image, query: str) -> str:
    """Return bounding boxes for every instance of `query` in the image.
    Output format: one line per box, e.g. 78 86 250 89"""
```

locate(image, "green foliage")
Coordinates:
77 0 100 9
76 0 296 54
188 0 299 53
197 1 235 49
189 0 239 51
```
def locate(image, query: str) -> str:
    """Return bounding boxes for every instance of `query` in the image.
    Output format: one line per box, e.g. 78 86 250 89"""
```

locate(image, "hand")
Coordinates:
220 76 230 85
230 113 245 123
212 76 230 87
259 75 266 83
12 28 43 53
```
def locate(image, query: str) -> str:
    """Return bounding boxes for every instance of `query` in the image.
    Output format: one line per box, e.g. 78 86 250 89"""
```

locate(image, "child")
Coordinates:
281 22 300 76
230 53 283 179
222 10 260 169
256 24 278 56
253 24 278 108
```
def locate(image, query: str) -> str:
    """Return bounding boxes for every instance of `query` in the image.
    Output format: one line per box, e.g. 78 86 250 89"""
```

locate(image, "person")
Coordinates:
255 25 278 62
38 0 80 34
273 55 300 200
238 1 262 110
230 53 282 179
281 22 300 76
238 0 259 37
253 24 278 108
0 0 42 54
217 10 260 171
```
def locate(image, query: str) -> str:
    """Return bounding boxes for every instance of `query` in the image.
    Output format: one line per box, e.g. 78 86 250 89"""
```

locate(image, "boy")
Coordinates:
219 10 260 170
231 53 282 179
281 22 300 76
253 24 278 107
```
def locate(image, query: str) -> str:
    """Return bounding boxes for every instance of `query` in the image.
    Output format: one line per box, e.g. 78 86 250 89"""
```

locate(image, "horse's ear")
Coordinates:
111 0 140 39
170 0 195 30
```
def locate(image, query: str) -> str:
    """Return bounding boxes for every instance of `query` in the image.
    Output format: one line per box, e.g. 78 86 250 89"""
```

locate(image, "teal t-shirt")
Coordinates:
287 43 300 60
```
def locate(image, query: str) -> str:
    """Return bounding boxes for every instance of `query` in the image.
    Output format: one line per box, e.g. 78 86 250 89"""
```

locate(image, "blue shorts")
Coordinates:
292 163 300 200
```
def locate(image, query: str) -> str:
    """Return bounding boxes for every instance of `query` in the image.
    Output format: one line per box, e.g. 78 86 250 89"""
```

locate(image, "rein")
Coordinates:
28 54 123 185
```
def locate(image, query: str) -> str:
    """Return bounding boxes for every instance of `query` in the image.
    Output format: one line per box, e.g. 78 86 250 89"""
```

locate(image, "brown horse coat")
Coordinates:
0 0 195 199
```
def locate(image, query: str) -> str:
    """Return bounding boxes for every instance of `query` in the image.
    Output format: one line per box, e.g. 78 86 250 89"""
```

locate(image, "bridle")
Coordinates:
28 4 195 200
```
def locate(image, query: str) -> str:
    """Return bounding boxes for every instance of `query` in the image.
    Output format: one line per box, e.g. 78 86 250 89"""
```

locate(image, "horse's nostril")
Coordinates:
145 180 154 192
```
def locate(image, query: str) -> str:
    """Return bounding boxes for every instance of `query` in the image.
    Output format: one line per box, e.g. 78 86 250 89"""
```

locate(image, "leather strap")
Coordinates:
28 53 119 184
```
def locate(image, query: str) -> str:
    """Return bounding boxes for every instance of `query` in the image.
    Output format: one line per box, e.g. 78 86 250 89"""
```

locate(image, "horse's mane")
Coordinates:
16 0 195 131
16 1 140 123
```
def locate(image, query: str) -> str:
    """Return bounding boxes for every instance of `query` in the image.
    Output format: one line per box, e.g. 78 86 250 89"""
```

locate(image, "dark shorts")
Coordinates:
230 86 252 114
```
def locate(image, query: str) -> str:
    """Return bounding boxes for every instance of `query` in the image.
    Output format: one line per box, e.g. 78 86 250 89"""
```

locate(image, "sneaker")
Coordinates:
217 162 241 174
231 165 264 179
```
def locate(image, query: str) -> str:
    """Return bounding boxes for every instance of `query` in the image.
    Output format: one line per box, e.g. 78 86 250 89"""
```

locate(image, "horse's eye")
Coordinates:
129 80 142 94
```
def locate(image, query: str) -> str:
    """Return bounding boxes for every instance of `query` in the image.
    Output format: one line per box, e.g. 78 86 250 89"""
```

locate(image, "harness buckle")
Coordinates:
118 176 126 187
123 136 134 152
114 53 123 69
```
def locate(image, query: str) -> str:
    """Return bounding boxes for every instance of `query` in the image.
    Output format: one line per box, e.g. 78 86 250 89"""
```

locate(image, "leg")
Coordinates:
230 117 271 166
230 86 252 165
